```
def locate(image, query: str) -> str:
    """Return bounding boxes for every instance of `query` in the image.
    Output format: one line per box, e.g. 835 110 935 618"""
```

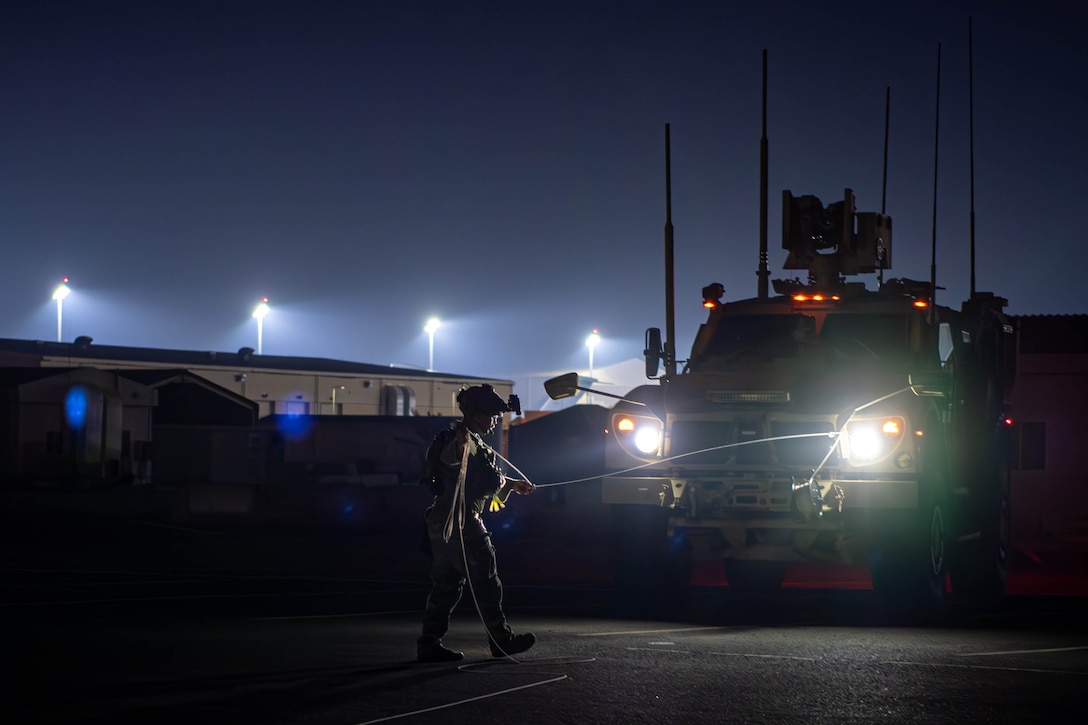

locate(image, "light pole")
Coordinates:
424 317 441 371
585 328 600 404
252 297 270 355
52 278 71 343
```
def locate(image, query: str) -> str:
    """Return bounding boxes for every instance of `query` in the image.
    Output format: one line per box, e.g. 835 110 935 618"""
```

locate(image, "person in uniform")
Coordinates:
416 384 536 662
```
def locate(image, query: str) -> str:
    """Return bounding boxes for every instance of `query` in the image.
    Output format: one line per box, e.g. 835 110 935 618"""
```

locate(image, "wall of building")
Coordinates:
40 356 512 420
1009 351 1088 545
1 369 155 486
153 426 281 487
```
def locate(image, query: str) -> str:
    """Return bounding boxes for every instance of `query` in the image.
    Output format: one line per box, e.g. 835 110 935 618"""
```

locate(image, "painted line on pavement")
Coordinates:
882 660 1088 676
712 652 819 661
626 647 693 653
577 626 725 637
953 645 1088 657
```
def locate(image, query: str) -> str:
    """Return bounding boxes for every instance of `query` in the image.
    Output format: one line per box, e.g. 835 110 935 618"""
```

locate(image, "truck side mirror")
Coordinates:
909 372 951 398
644 328 663 378
544 372 580 400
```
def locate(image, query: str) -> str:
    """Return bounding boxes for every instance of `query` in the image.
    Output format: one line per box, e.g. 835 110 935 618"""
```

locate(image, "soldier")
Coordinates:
416 384 536 662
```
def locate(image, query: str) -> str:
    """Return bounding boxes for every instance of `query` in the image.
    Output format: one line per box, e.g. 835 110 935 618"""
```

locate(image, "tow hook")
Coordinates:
792 475 825 522
829 483 845 513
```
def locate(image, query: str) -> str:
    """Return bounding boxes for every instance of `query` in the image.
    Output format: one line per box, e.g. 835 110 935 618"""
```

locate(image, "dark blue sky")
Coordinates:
2 0 1085 384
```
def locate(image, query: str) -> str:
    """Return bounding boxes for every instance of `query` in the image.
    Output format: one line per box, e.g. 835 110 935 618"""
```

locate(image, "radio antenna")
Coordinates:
929 43 942 316
879 86 890 288
757 49 770 299
664 123 677 379
968 17 977 298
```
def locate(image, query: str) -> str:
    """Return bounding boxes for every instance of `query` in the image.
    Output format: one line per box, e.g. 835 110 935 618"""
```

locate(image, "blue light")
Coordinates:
64 386 89 429
276 413 313 442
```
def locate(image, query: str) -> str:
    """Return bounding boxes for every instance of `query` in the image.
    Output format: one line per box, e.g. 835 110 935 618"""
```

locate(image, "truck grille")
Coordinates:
669 422 735 465
770 421 838 466
668 420 837 467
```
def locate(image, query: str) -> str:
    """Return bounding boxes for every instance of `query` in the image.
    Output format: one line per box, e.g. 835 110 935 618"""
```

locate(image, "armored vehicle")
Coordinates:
546 69 1015 611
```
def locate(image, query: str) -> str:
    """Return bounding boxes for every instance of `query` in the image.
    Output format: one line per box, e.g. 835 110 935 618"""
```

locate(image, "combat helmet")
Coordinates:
456 384 510 417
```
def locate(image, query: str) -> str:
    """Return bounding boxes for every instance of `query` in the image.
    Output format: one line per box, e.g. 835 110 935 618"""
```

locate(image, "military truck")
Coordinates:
544 52 1021 608
548 183 1015 611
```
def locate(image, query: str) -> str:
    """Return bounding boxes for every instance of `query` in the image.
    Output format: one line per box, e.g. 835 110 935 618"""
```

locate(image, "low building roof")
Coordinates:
115 368 258 414
1012 315 1088 355
0 337 504 381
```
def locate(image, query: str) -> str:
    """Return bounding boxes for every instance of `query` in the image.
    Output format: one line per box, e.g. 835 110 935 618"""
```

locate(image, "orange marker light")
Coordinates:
913 300 928 308
882 420 901 435
617 418 636 432
792 294 841 303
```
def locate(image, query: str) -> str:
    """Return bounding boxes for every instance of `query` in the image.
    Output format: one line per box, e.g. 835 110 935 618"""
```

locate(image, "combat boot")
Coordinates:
489 631 536 658
417 637 464 663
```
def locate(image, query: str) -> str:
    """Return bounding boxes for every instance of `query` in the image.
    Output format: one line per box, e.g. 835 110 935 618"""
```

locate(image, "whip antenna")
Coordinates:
969 17 977 298
880 86 890 288
929 43 942 317
664 123 677 379
757 49 770 299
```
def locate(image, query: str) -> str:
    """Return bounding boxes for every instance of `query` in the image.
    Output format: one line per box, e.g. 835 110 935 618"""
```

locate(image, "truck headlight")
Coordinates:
840 416 905 463
613 414 663 459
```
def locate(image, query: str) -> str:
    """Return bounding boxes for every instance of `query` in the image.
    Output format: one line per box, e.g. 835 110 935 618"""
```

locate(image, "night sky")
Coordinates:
2 1 1085 391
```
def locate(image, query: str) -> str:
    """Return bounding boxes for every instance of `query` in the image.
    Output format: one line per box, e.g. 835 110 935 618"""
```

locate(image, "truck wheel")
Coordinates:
870 499 948 615
723 560 786 593
950 473 1010 607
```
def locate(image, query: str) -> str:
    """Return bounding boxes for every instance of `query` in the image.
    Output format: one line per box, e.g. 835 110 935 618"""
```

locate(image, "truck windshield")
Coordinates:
692 312 913 371
696 314 816 365
820 313 911 359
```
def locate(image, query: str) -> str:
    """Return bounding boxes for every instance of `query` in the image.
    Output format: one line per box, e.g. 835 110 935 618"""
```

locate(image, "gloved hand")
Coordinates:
509 479 535 495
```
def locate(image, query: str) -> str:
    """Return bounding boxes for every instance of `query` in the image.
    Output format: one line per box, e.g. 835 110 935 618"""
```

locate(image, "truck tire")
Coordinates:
723 560 786 593
950 469 1010 607
870 497 949 616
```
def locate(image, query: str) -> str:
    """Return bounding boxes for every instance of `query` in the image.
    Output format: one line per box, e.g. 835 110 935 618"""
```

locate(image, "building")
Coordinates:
0 337 512 419
0 367 155 486
0 337 513 496
1008 315 1088 549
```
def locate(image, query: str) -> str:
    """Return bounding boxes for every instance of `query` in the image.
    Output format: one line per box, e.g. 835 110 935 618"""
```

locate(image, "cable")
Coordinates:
803 386 912 487
395 387 915 723
485 431 838 489
391 426 596 725
441 433 471 543
446 386 916 656
476 385 916 492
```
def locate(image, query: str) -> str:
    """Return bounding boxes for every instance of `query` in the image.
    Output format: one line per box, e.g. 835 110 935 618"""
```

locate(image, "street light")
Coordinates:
52 278 71 343
424 317 441 371
252 297 270 355
585 328 600 404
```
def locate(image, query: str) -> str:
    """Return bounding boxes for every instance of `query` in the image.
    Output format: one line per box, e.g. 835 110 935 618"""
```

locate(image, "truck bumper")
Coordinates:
602 474 923 565
602 475 919 510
